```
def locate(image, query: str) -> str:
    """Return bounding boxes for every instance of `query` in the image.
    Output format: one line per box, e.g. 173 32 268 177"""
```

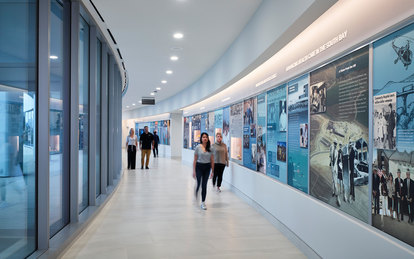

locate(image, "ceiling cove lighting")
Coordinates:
161 80 167 84
166 70 173 74
170 56 179 61
50 55 58 59
173 32 184 39
200 107 205 110
221 97 231 102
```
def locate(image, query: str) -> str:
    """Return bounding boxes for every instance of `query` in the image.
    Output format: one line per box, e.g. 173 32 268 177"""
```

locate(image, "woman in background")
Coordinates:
193 132 214 210
212 132 229 192
126 128 138 169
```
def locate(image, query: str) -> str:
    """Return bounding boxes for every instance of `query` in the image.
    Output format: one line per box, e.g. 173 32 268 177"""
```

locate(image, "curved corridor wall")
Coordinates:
181 1 414 257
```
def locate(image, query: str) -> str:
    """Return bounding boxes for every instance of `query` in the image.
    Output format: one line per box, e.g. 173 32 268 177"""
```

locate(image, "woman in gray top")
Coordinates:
212 132 229 192
193 132 214 210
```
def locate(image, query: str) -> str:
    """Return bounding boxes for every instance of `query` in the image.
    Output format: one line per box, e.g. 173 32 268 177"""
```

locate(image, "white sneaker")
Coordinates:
200 202 207 210
217 187 221 192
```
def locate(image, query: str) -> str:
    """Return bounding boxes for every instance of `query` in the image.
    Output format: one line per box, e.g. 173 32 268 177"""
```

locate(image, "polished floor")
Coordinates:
61 155 306 259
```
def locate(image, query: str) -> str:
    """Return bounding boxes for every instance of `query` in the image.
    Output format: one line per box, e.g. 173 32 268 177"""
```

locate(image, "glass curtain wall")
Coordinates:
0 0 37 258
78 16 89 212
49 0 69 237
107 53 110 187
96 39 102 197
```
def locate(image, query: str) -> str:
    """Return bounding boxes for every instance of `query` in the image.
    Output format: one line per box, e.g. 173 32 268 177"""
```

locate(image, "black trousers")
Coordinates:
153 144 158 157
195 163 211 202
213 163 225 187
127 145 137 169
374 192 380 214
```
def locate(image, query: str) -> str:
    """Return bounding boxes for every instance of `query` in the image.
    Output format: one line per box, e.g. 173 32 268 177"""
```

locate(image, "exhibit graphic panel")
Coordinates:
200 112 207 135
208 111 215 143
267 84 287 182
257 93 266 174
372 22 414 246
222 106 230 155
243 97 257 170
192 114 201 150
230 102 243 163
287 74 309 193
309 46 369 223
214 108 223 141
183 117 190 149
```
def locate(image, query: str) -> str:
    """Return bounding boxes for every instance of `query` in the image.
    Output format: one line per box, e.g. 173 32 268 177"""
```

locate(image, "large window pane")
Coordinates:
0 0 37 258
79 16 89 212
49 0 69 237
96 39 101 197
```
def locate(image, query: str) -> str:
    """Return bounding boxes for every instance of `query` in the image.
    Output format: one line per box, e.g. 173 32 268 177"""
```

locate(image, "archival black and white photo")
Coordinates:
310 82 327 114
374 92 396 150
279 99 287 132
300 123 308 148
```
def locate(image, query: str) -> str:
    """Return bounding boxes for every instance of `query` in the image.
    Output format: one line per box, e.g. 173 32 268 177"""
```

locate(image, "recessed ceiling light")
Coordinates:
161 80 167 84
166 70 173 74
126 106 129 108
50 55 58 59
173 33 184 39
156 87 161 90
139 100 142 103
150 92 155 96
170 56 179 61
132 103 136 106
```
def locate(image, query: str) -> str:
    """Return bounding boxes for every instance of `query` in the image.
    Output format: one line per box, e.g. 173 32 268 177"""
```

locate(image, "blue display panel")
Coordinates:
257 93 266 174
372 23 414 246
287 75 309 193
183 117 190 149
207 111 215 143
309 46 369 223
192 114 201 149
222 107 231 156
243 97 257 170
214 109 223 141
266 84 287 182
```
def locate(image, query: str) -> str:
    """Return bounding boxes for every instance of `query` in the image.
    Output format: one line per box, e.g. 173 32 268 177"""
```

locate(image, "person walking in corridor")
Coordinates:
153 130 160 157
126 128 138 169
193 132 214 210
140 126 154 169
212 132 228 192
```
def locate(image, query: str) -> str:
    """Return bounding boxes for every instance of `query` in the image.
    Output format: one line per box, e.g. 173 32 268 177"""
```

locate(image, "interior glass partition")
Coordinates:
78 15 89 212
49 0 69 237
0 0 37 258
96 39 102 197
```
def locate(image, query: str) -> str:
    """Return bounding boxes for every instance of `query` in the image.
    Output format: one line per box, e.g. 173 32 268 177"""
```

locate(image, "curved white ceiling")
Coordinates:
93 0 263 109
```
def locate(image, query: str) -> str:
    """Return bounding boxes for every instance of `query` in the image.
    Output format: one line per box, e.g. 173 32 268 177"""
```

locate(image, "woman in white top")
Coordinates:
126 128 138 169
193 132 214 210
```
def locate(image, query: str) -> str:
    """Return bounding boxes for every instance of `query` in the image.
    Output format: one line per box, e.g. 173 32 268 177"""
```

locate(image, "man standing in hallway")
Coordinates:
403 169 414 222
140 126 154 169
153 130 159 157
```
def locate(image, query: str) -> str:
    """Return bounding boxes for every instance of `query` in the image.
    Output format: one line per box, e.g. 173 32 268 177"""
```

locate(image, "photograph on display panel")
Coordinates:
183 117 190 148
230 102 243 163
208 112 215 143
372 22 414 246
287 74 309 193
267 84 287 182
214 109 223 142
192 114 201 150
243 97 257 170
309 46 370 223
222 106 230 155
257 93 267 174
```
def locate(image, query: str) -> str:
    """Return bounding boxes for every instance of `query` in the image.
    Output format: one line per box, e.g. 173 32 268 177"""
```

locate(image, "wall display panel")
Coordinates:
266 84 287 182
222 106 230 155
287 75 309 193
243 97 257 170
150 121 155 133
192 114 201 150
208 111 215 143
183 117 190 149
230 102 243 163
257 93 267 174
214 109 223 141
309 46 369 223
200 113 207 135
162 120 170 145
372 23 414 246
